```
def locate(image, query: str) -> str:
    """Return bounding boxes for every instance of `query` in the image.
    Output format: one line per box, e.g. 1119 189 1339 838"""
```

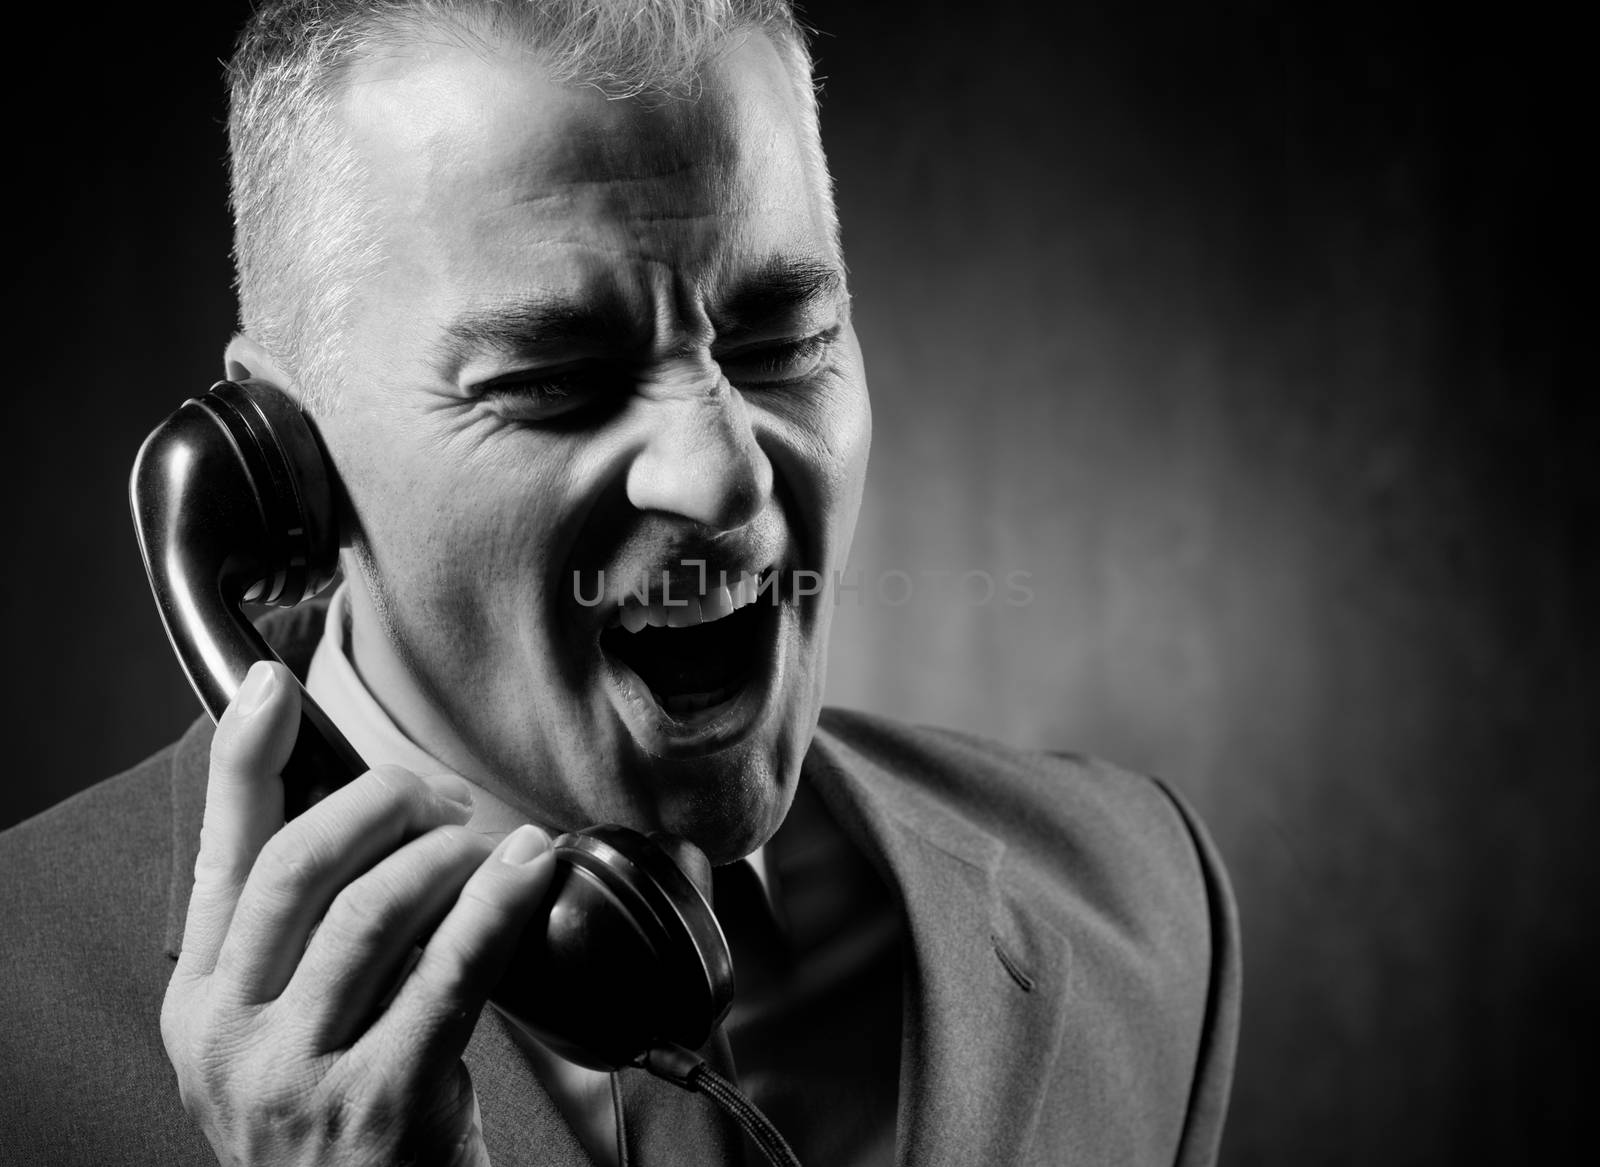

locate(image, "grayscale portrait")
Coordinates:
0 3 1584 1165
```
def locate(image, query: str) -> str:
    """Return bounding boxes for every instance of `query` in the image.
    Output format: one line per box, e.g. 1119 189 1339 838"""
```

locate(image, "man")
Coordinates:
0 1 1239 1164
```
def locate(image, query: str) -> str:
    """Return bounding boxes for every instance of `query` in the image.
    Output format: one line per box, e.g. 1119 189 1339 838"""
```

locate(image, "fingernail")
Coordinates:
235 662 276 718
498 823 552 866
424 773 475 809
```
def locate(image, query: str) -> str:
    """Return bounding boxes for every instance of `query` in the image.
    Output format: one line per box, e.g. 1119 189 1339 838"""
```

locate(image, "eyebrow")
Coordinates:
432 293 644 375
432 256 847 374
712 256 847 337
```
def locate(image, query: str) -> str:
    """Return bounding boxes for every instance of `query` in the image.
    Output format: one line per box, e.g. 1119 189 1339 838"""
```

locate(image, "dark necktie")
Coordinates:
713 859 791 998
613 858 781 1167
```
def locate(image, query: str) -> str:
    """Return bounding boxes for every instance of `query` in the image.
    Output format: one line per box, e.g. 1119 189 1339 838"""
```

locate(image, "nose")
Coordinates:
625 382 773 531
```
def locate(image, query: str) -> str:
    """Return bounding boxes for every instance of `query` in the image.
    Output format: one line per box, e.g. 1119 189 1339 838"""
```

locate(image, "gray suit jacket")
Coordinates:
0 605 1239 1165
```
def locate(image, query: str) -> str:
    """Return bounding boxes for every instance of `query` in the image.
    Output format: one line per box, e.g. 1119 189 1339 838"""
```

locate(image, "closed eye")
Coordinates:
474 365 629 423
717 327 840 388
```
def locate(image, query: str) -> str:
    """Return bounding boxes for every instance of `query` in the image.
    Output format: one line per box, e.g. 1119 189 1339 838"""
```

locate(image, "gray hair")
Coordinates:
227 0 828 412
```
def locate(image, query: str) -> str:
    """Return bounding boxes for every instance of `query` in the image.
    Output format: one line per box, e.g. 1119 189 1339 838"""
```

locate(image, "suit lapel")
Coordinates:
469 1008 598 1167
806 731 1072 1167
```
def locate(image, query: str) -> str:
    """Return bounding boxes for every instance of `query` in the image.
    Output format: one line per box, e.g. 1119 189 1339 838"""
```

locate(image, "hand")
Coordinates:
161 661 556 1166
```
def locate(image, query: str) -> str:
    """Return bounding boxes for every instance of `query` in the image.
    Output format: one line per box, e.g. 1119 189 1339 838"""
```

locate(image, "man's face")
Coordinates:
310 30 869 862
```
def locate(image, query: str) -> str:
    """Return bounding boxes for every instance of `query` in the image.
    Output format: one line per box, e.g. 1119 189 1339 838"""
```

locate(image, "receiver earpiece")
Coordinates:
130 379 340 631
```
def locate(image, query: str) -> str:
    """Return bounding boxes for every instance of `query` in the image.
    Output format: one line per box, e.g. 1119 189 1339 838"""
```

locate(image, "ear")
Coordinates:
223 335 298 399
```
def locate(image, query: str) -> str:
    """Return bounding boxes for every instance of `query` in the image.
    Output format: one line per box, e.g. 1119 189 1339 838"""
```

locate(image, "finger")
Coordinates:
284 822 496 1049
358 825 555 1077
214 765 477 1001
177 660 300 978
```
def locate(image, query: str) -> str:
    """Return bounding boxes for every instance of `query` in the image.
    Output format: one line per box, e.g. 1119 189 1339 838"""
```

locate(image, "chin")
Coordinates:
623 725 799 866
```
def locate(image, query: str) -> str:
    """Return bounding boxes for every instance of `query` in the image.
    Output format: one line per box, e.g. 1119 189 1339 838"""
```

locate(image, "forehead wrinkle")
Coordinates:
575 139 742 231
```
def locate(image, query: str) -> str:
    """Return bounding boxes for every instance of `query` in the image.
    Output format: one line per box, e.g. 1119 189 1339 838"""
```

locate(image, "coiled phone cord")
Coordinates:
626 1041 804 1167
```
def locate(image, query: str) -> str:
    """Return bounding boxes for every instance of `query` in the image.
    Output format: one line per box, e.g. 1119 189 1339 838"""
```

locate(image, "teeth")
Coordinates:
617 570 769 633
666 594 702 628
699 584 734 622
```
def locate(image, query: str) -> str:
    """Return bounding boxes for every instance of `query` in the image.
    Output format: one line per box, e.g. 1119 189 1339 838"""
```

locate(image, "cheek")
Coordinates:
331 413 562 609
809 355 873 551
832 368 872 511
750 362 871 560
345 437 461 565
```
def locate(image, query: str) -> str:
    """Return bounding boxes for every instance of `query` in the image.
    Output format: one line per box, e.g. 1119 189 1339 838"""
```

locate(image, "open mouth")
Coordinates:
599 569 779 727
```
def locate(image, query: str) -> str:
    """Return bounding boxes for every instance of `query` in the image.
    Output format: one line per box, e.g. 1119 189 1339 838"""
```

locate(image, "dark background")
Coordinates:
4 2 1590 1162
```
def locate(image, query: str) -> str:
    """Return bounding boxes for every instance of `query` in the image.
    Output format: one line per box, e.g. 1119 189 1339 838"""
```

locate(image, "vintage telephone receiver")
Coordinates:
130 379 800 1166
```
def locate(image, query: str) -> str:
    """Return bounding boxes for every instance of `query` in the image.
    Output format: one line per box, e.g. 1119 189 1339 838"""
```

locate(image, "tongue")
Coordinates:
604 604 761 699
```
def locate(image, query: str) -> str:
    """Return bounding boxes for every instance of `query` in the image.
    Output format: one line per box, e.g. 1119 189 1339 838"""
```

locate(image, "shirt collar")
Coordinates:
306 583 454 780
